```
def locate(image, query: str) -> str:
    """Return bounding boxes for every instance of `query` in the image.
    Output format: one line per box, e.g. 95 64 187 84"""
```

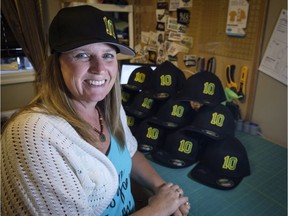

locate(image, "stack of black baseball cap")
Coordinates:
121 65 153 107
122 64 250 190
150 71 230 169
122 65 158 134
176 71 250 190
136 95 198 154
130 61 194 155
123 61 188 139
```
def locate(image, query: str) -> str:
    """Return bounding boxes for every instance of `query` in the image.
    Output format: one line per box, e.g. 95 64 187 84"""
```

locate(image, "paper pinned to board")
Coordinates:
259 9 287 86
226 0 249 37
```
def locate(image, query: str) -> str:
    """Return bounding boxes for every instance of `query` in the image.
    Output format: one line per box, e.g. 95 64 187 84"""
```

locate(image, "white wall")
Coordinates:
252 0 287 147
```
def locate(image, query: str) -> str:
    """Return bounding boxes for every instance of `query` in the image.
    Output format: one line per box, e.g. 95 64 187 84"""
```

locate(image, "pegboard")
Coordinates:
130 0 268 120
196 0 266 60
59 0 268 120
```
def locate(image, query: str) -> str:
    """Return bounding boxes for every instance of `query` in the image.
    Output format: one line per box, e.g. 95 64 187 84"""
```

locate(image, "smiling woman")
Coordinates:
59 43 119 109
1 5 190 216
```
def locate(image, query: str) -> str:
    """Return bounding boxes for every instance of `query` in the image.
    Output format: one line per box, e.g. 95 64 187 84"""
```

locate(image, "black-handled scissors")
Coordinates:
226 64 237 92
206 57 216 73
196 57 205 73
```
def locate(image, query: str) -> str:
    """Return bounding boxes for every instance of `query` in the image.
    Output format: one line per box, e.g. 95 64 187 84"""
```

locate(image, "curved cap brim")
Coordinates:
189 162 242 190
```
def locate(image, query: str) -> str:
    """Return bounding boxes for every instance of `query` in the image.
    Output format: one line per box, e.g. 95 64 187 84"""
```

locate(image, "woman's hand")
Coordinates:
130 152 190 215
172 201 191 216
148 183 190 216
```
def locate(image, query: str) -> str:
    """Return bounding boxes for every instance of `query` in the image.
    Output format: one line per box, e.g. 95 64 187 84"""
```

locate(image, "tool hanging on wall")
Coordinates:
237 66 248 102
206 57 216 73
195 57 216 73
196 57 205 73
226 64 237 92
225 64 248 103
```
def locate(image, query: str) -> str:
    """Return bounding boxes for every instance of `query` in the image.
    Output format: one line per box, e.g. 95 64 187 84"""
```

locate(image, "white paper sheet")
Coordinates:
259 9 287 85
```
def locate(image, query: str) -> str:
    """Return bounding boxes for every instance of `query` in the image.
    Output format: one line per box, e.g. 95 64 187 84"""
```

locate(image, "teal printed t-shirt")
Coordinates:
101 135 135 216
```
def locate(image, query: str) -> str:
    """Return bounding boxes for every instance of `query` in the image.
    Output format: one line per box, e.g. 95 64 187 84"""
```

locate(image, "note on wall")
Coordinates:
259 9 287 86
226 0 249 37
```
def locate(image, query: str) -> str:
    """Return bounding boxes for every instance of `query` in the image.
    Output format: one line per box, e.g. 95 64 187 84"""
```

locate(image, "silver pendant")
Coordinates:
100 133 106 142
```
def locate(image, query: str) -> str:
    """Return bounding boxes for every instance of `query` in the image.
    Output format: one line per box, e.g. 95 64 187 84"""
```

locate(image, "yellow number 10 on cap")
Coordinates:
103 16 116 39
222 156 238 171
210 112 225 127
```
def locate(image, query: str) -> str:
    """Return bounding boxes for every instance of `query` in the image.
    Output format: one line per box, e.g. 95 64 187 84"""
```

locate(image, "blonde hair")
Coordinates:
4 53 125 148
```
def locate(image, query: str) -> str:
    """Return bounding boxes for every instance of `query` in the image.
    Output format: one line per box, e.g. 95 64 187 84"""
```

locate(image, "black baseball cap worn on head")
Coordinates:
151 61 186 100
149 96 197 128
177 71 226 106
49 5 135 56
185 104 235 140
122 66 153 92
189 136 251 190
135 120 166 153
152 129 203 168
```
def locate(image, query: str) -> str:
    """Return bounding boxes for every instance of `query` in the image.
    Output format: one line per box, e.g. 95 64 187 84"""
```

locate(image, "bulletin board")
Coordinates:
129 0 269 120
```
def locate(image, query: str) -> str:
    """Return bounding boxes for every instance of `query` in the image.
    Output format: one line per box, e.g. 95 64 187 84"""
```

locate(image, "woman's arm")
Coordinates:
121 106 190 215
131 151 165 193
130 151 190 216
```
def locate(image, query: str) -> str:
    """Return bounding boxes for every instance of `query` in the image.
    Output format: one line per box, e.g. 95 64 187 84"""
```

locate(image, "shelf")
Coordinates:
1 70 35 85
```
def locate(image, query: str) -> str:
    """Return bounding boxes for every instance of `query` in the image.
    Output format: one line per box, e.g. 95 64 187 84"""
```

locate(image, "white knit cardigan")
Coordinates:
1 106 137 216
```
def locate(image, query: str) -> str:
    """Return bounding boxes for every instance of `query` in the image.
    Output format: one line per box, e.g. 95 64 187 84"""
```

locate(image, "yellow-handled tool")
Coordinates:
237 66 248 102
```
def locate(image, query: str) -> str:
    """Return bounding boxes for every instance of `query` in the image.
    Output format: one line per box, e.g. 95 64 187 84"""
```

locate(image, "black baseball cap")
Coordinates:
184 104 235 140
49 5 135 55
122 66 153 92
134 120 167 153
148 96 197 128
150 61 186 100
125 113 141 136
177 71 226 106
124 91 156 119
152 129 204 168
121 87 138 107
189 136 251 190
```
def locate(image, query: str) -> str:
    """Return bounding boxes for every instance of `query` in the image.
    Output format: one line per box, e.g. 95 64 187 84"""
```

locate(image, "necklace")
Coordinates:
94 106 106 142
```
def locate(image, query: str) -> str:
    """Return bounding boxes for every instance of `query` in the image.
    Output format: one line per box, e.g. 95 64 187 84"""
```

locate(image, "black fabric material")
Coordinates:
152 129 204 168
184 104 236 140
189 136 251 190
49 5 135 55
177 71 226 106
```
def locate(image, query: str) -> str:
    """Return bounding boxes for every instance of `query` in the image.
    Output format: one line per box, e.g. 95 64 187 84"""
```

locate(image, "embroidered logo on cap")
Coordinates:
127 116 135 127
160 74 172 87
222 155 238 171
210 112 225 128
103 16 116 39
177 139 193 155
146 126 160 141
141 97 153 110
203 82 216 96
171 105 185 118
134 72 146 84
122 91 131 103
